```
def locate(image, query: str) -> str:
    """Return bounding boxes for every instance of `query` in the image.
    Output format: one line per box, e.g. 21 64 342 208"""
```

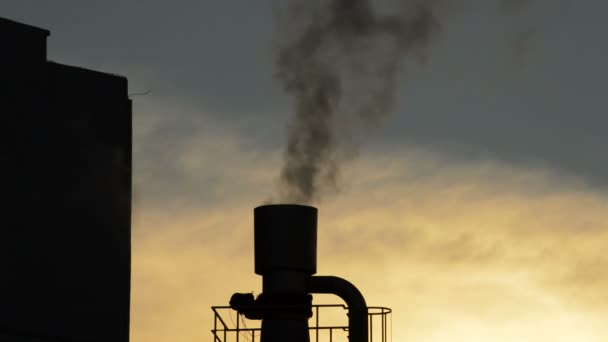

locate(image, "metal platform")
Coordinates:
211 304 391 342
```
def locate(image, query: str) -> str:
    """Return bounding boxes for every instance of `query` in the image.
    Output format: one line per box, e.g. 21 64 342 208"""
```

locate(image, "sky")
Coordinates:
2 0 608 341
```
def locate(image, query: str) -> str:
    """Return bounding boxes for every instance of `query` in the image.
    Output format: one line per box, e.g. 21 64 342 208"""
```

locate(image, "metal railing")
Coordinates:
211 304 391 342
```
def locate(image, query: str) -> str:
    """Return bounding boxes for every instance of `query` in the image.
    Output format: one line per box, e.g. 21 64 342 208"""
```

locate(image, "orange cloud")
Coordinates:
131 125 608 341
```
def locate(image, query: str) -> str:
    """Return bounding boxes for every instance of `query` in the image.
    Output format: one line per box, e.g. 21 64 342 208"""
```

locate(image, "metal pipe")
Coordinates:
254 204 317 342
308 276 368 342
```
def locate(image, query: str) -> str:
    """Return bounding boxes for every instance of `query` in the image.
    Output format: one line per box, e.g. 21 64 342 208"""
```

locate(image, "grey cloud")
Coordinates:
3 0 607 190
499 0 533 14
1 0 284 116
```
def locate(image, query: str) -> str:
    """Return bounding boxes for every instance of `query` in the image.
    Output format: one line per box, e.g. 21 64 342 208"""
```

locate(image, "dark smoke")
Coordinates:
274 0 441 204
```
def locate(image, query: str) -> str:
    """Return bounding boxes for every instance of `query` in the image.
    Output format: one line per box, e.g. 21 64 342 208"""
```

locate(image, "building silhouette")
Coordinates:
1 17 131 342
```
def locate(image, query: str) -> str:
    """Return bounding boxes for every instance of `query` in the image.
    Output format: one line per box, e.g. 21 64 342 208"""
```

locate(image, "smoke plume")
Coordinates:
274 0 441 204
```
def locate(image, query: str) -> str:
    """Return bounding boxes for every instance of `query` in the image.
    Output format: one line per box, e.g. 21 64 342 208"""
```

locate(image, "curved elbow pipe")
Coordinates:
309 276 368 342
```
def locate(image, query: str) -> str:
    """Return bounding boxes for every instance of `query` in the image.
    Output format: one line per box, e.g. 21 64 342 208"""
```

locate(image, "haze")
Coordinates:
2 0 607 341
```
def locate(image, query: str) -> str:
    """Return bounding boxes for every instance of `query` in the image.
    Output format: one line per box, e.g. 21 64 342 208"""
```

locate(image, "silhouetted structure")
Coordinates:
223 205 377 342
1 17 131 342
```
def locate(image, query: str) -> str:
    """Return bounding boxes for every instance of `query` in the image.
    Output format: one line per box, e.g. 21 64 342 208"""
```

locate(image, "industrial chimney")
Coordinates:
218 204 383 342
253 204 318 342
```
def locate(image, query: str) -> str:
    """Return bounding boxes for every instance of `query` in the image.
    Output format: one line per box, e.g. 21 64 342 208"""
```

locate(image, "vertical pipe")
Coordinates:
308 276 368 342
255 205 317 342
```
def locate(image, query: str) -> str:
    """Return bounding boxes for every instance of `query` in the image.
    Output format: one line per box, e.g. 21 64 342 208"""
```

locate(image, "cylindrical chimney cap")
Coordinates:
254 204 317 276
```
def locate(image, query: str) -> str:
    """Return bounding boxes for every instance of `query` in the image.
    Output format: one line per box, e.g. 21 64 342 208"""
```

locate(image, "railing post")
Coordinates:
315 306 319 342
213 312 218 342
369 313 373 342
236 312 240 342
382 310 386 342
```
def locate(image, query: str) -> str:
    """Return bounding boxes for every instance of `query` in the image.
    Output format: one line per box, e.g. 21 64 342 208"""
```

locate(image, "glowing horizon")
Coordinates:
3 1 600 340
130 123 608 341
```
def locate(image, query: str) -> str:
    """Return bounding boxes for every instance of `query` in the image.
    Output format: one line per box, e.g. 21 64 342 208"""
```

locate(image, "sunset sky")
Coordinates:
2 0 607 341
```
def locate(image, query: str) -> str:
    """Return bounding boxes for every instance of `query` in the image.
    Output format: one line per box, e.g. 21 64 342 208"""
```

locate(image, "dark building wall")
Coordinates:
0 17 48 62
1 17 131 342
